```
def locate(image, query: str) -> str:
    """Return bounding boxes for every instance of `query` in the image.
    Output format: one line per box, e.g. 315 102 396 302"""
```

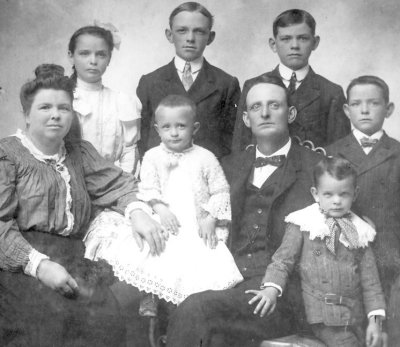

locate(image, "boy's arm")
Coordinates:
220 76 241 155
231 79 252 153
136 75 152 157
262 222 303 291
360 247 386 317
326 85 351 144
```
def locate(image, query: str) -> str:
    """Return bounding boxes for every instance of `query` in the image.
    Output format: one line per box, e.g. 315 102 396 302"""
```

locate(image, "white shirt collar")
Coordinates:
256 138 291 158
76 77 103 91
174 55 204 74
279 63 310 82
352 128 384 144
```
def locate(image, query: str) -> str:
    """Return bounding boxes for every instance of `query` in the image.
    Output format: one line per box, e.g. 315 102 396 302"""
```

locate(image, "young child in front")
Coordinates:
84 94 243 314
232 9 350 152
249 156 385 347
327 75 400 345
137 2 240 159
68 25 140 173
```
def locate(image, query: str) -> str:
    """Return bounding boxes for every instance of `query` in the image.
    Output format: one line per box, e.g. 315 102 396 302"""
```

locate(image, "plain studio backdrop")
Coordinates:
0 0 399 141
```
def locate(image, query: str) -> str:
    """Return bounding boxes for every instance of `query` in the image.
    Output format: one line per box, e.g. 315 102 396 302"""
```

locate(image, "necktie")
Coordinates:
288 72 297 94
325 215 360 254
254 155 285 168
360 137 378 148
182 62 193 91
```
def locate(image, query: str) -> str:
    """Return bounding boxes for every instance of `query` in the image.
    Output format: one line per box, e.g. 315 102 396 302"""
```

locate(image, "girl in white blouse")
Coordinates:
68 24 140 173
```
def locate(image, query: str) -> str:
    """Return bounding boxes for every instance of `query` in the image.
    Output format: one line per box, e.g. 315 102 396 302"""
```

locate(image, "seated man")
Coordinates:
166 75 322 347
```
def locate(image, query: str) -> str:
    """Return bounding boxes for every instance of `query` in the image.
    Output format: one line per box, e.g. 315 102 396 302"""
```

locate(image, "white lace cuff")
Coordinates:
260 282 283 297
201 191 231 221
24 249 50 278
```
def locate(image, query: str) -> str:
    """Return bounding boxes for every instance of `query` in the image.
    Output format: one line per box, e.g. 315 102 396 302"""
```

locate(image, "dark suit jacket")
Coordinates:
222 142 321 256
232 66 350 152
326 133 400 280
137 59 240 158
263 222 385 326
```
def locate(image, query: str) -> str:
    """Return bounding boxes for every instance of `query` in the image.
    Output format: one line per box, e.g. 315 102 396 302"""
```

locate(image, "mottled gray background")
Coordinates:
1 0 399 140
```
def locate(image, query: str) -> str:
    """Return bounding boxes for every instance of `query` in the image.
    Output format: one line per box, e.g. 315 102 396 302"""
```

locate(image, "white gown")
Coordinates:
84 145 243 305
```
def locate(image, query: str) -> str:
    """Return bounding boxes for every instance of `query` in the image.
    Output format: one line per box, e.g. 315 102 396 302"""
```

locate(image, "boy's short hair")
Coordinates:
155 94 197 121
313 156 357 188
346 75 390 104
169 2 214 29
244 75 290 110
273 9 316 37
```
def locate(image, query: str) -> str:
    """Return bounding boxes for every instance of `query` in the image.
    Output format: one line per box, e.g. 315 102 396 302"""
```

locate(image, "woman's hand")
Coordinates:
130 209 166 256
245 287 279 318
199 214 217 249
152 203 180 236
37 259 79 298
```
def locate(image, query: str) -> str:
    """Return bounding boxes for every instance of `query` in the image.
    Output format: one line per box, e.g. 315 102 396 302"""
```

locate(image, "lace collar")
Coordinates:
15 129 66 164
160 143 195 168
285 203 375 248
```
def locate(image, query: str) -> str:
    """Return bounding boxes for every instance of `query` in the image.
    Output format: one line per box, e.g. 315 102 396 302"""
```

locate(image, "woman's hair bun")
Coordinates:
34 64 65 79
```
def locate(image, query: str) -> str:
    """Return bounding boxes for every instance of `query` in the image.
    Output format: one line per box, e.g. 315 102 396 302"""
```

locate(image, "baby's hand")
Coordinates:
152 203 180 235
365 316 383 347
245 287 279 318
199 214 217 249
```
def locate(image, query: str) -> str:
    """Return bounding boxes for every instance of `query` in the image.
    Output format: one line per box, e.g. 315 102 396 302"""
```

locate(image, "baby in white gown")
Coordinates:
84 95 243 308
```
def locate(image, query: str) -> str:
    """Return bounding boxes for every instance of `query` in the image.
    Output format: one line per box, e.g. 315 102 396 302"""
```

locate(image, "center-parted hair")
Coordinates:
155 94 198 122
244 75 290 110
68 25 114 86
273 9 316 37
313 156 357 188
20 64 74 114
169 2 214 29
346 75 390 104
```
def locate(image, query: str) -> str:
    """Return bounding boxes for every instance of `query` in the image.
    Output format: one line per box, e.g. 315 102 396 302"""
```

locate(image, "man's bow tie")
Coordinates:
254 155 285 168
360 137 378 148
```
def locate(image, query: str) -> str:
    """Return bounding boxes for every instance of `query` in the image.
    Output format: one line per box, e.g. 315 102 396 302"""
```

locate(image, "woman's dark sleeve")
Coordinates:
80 140 139 214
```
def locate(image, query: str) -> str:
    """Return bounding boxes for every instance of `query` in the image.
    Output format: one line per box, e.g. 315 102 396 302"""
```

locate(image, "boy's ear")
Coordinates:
386 102 395 118
343 104 351 120
154 123 160 136
207 31 216 45
268 37 277 53
310 187 319 202
165 28 173 43
242 111 251 128
287 106 297 124
312 35 320 51
193 122 200 135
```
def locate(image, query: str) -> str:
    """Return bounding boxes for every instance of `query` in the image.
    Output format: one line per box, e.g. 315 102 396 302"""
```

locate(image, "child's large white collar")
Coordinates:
285 203 376 248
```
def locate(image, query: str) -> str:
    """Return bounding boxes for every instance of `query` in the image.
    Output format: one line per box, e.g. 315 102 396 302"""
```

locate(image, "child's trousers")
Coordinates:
311 323 363 347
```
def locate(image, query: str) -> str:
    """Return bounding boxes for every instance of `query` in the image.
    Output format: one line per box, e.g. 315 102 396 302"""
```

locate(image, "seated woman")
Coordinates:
0 64 163 347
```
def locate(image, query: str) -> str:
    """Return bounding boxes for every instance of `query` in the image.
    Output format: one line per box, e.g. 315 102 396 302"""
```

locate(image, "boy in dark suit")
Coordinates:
232 9 350 152
327 75 400 346
137 2 240 159
166 75 322 347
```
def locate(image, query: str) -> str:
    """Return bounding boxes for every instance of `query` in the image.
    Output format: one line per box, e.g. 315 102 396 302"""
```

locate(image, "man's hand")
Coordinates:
130 209 166 256
245 287 279 317
37 259 79 298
